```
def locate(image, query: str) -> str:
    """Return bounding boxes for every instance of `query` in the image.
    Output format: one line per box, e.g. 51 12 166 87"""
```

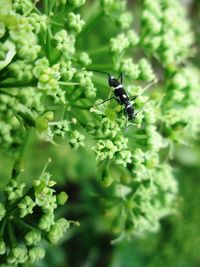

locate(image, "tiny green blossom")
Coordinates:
101 0 126 13
5 179 26 202
12 0 33 14
53 30 75 58
48 218 70 244
10 31 41 61
78 52 92 66
110 33 129 55
25 231 41 246
28 13 47 33
0 239 6 255
34 174 56 207
7 247 28 265
57 192 68 205
75 70 96 98
68 130 85 150
8 60 33 81
68 0 86 8
127 30 139 46
142 10 161 34
59 60 76 81
120 58 140 79
54 120 70 138
132 148 145 165
93 140 118 161
115 150 132 167
28 247 45 263
116 12 133 29
138 58 155 81
67 12 85 34
42 194 57 213
38 213 55 232
18 196 36 218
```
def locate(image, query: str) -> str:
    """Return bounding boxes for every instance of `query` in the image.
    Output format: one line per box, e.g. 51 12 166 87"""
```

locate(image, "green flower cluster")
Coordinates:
0 0 199 256
141 0 194 67
161 66 200 145
0 162 70 265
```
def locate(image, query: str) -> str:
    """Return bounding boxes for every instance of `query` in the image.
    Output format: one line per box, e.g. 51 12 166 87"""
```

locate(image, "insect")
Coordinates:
89 70 139 121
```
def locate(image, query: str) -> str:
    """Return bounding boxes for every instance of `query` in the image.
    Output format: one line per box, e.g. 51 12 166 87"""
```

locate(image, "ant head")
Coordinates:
107 75 120 88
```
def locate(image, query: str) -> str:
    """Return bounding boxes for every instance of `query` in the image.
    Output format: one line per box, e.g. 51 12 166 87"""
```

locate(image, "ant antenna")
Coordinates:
85 68 111 78
141 79 157 94
135 98 150 117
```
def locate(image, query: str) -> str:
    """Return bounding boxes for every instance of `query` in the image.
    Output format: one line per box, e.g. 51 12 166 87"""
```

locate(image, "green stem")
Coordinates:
44 0 49 15
59 82 80 86
71 105 91 110
46 26 52 62
15 219 39 232
40 157 51 177
33 5 42 15
44 0 53 62
71 94 84 102
49 0 56 13
59 105 66 120
20 128 34 159
8 221 17 247
88 46 109 56
0 81 37 88
0 219 7 237
94 137 109 140
0 89 16 97
50 20 63 27
0 73 9 82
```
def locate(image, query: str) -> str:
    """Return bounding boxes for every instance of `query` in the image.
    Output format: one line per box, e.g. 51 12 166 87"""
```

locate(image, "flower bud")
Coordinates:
67 12 85 34
57 192 68 205
5 179 26 202
68 0 86 8
7 247 28 265
18 196 36 218
25 231 41 246
28 247 45 263
0 239 6 255
48 218 70 244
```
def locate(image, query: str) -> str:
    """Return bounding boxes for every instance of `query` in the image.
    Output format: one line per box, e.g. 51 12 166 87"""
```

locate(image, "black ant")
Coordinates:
89 70 142 121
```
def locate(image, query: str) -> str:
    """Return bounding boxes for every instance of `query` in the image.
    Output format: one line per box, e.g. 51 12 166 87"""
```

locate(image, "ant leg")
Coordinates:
123 106 127 115
130 95 138 102
85 68 111 77
135 99 150 116
123 107 128 127
117 72 123 84
94 96 115 106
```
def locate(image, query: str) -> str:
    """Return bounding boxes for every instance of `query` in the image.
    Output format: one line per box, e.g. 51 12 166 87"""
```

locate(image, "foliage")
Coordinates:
0 159 75 265
0 0 199 266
